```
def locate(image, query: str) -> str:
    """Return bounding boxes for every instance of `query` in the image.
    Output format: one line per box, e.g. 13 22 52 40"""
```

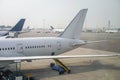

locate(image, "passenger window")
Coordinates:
5 48 7 50
13 47 15 50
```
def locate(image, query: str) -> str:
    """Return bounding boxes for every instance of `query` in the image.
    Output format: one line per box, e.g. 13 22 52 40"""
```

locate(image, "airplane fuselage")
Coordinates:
0 37 85 56
0 37 85 67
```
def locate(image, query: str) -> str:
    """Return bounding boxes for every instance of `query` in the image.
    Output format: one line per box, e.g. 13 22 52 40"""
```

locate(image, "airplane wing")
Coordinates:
0 54 120 61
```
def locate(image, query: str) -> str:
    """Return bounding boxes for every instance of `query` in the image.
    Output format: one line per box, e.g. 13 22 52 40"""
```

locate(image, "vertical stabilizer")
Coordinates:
10 19 25 31
50 26 54 30
59 9 88 39
2 19 25 36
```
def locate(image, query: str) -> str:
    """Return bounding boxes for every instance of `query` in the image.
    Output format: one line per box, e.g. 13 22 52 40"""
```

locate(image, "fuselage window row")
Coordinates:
0 47 15 51
25 45 46 49
0 44 52 51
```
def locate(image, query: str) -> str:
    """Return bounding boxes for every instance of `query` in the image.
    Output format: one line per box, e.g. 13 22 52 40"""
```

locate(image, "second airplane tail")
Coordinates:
50 26 54 30
10 18 25 31
2 19 25 36
59 9 88 39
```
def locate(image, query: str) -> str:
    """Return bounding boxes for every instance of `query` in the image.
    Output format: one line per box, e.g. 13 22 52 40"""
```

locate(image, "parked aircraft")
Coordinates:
0 19 25 37
50 26 64 33
0 9 119 69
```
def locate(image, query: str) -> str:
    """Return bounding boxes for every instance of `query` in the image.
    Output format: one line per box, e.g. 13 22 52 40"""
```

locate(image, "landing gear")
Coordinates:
14 60 22 75
50 59 71 75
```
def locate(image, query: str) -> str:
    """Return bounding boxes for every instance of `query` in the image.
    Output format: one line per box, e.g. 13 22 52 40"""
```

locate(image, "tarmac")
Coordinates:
9 31 120 80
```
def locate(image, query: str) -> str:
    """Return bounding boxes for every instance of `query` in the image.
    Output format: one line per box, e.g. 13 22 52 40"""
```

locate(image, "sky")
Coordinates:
0 0 120 29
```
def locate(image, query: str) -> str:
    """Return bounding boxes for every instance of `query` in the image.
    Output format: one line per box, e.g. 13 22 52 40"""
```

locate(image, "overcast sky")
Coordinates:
0 0 120 29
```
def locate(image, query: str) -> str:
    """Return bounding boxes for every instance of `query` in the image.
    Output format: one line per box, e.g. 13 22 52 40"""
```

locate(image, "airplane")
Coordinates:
21 26 31 33
50 26 64 33
0 19 25 37
0 9 119 70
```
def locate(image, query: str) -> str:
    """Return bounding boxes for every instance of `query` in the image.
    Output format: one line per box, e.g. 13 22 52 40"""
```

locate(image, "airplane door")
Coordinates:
57 42 61 50
17 44 23 53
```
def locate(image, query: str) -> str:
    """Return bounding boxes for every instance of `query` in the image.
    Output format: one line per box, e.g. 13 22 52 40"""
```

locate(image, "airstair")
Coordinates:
53 59 71 73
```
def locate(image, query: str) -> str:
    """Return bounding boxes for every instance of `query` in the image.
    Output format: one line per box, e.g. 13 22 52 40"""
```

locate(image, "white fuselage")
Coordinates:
0 37 85 67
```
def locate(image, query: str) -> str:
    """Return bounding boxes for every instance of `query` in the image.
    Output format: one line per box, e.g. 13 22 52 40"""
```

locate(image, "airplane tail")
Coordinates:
59 9 88 39
50 26 54 30
10 18 25 31
2 19 25 36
